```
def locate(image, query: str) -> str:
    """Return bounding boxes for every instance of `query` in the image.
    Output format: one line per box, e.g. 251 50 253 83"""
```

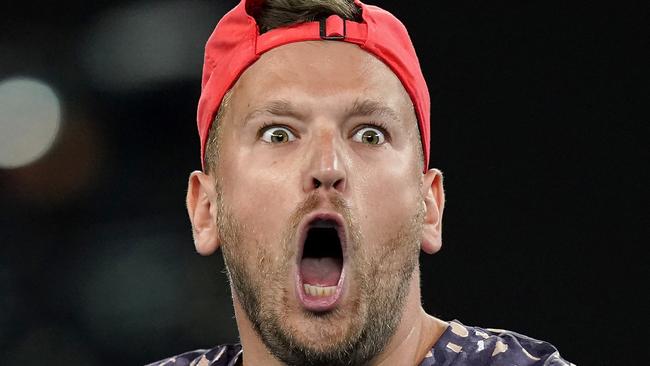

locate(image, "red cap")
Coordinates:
198 0 430 171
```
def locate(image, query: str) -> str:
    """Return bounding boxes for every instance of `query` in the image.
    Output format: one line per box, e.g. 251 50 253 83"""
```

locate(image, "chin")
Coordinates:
285 301 365 348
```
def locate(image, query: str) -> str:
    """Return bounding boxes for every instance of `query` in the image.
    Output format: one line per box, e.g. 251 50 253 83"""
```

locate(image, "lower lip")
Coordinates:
296 266 346 312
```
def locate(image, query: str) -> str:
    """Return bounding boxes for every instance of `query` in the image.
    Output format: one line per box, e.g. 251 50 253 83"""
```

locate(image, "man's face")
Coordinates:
214 41 426 365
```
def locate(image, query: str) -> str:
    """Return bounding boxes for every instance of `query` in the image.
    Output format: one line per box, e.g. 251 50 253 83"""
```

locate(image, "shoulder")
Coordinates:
420 320 574 366
146 344 242 366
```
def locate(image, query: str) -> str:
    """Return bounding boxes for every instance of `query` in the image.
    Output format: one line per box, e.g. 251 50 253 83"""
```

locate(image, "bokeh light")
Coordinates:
0 77 62 169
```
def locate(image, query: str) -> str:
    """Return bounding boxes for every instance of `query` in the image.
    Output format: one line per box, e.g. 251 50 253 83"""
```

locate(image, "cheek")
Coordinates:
219 151 301 245
353 169 419 247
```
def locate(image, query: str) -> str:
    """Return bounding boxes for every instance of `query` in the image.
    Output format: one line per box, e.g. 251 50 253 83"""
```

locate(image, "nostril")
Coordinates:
333 178 344 191
313 178 322 189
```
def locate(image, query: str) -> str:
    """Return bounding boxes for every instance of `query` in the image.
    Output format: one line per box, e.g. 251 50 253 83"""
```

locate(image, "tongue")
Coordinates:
300 257 342 286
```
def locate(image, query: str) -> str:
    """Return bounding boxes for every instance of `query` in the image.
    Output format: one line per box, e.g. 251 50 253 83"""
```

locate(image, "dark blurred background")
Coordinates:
0 0 646 365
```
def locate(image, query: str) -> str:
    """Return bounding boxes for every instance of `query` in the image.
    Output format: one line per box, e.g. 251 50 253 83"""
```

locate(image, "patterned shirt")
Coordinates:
147 320 574 366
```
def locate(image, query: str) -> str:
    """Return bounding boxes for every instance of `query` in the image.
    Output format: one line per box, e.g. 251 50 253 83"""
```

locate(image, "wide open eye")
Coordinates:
352 126 386 145
260 126 296 144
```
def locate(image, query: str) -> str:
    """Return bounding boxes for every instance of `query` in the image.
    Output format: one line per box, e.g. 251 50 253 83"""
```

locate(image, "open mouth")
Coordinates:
297 215 346 312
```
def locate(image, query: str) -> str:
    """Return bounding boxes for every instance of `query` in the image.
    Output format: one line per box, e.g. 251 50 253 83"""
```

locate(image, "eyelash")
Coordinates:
353 121 390 141
257 122 295 138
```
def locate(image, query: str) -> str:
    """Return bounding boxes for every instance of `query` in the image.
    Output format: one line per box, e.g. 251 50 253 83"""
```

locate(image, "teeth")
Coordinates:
303 284 337 297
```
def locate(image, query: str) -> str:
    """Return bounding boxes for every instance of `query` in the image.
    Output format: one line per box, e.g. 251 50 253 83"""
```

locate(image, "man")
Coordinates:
149 0 573 365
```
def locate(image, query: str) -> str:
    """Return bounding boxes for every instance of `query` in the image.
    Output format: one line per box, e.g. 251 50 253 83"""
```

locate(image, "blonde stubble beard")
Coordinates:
217 185 424 366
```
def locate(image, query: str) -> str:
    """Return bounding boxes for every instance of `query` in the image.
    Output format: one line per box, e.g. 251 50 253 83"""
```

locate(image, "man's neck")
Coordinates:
366 277 448 366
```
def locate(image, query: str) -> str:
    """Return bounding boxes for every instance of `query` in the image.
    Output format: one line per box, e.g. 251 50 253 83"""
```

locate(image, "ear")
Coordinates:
186 170 221 256
420 168 445 254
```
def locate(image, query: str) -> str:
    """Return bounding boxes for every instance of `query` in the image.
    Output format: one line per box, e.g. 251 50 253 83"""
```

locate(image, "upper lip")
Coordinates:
296 210 348 265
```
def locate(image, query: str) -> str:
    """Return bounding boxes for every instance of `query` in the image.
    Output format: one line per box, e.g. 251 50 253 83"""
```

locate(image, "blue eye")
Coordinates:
261 126 296 143
353 127 386 145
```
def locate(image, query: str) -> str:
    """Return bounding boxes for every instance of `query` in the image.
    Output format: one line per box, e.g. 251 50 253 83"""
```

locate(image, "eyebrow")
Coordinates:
243 99 305 124
242 98 402 124
346 98 402 124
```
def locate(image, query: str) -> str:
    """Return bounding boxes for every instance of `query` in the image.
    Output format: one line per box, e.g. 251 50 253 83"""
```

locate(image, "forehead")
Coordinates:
229 41 414 120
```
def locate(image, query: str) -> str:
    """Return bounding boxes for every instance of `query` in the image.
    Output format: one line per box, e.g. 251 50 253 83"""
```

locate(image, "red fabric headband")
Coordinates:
198 0 430 171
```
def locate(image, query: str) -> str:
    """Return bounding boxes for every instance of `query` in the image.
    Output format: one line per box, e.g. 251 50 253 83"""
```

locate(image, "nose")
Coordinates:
302 128 347 193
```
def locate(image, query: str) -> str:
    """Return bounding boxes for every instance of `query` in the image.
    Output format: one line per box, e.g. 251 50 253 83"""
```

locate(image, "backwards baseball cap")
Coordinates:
198 0 431 171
